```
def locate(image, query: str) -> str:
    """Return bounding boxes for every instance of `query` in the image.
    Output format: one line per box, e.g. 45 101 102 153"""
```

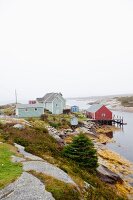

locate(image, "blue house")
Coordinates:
16 104 44 118
71 105 79 113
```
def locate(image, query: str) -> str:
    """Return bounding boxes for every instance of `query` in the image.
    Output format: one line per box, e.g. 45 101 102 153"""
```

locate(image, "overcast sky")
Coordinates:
0 0 133 103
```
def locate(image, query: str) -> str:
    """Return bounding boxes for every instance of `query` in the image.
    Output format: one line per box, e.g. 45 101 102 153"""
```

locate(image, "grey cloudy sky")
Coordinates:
0 0 133 103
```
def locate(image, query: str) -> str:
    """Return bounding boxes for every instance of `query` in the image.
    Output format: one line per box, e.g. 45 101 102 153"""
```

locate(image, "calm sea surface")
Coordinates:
67 99 133 162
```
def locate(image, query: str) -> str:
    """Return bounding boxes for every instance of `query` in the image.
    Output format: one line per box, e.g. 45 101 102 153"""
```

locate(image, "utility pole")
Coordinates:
15 89 18 105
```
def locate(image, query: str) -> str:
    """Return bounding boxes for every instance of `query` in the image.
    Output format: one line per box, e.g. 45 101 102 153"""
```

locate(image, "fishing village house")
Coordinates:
16 104 44 118
86 104 112 124
36 93 66 114
16 92 66 118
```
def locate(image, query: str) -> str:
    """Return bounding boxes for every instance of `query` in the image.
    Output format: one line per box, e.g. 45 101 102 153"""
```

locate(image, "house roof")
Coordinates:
37 93 63 103
71 105 79 108
16 104 44 109
87 104 103 113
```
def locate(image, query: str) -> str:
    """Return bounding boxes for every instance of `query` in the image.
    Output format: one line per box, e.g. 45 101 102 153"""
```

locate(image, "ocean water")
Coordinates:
67 99 133 162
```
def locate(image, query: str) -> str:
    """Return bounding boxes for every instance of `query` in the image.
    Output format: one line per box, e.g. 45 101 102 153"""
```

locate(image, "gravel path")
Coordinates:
23 161 75 184
0 172 55 200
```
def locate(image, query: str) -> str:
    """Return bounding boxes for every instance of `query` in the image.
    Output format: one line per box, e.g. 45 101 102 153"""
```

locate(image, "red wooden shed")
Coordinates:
86 104 112 121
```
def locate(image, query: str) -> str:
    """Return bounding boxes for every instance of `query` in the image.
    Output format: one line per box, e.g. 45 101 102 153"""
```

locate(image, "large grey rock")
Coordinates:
97 165 123 184
23 161 76 185
0 172 55 200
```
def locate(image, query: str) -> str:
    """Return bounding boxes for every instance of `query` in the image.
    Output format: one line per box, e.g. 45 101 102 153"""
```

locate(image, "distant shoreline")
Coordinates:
111 107 133 113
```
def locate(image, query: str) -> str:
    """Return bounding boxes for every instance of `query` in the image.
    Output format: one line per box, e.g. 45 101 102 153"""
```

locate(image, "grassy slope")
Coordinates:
29 113 87 130
0 143 22 189
31 171 81 200
0 121 126 199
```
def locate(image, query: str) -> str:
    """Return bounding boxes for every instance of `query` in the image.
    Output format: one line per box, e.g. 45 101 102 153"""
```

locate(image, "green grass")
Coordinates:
0 143 22 189
30 113 87 130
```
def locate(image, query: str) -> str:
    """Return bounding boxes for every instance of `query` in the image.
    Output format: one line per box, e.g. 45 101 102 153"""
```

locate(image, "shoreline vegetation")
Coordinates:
0 111 133 199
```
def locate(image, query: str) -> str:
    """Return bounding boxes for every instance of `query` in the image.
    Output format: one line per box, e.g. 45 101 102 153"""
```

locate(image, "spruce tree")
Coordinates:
63 133 98 169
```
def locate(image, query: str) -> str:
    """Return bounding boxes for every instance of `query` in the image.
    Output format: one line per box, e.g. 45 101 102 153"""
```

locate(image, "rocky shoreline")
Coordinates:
50 121 133 199
0 117 133 199
111 106 133 113
83 128 133 199
105 98 133 113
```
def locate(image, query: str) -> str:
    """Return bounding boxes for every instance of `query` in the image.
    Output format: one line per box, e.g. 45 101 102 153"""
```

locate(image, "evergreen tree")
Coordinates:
63 133 98 169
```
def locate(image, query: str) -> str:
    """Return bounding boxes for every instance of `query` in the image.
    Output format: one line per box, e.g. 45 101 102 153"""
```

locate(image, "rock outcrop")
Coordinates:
14 143 76 185
0 172 55 200
97 165 123 184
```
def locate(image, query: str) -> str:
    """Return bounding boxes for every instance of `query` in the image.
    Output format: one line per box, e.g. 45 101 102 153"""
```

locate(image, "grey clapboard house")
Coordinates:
16 104 44 118
36 93 66 114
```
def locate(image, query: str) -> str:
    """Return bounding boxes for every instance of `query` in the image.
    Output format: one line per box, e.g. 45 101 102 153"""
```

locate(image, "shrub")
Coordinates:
2 132 10 141
31 120 48 132
42 127 48 133
14 137 29 147
40 114 48 121
49 122 61 129
63 133 98 170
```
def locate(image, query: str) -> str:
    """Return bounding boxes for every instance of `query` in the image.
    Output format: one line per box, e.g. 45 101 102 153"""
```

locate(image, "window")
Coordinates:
25 108 28 112
102 113 106 117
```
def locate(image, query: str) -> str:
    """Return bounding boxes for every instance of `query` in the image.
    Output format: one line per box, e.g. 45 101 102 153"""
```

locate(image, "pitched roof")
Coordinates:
87 104 103 113
37 93 63 103
71 105 79 108
16 103 44 109
36 93 52 102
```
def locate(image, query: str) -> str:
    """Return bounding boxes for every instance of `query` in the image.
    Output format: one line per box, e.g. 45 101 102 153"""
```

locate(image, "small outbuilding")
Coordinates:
71 105 79 113
86 104 112 121
70 117 78 126
63 108 71 114
29 100 36 104
16 104 44 118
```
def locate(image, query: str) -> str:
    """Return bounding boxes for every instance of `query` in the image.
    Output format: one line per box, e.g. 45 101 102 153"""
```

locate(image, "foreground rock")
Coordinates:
0 172 55 200
14 143 76 185
97 165 123 184
23 160 75 185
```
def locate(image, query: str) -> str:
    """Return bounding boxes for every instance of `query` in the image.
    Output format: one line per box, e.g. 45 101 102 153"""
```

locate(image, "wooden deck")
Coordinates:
87 118 127 126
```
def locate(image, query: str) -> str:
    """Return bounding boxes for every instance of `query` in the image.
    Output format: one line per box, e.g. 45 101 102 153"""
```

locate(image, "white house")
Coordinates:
36 93 66 114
